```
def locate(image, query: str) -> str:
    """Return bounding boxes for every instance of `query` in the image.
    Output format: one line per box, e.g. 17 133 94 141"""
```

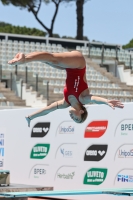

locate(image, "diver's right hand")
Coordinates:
25 116 31 127
8 53 25 65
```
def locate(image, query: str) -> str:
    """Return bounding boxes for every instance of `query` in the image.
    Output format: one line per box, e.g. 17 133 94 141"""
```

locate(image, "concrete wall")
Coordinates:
22 83 47 107
117 65 133 85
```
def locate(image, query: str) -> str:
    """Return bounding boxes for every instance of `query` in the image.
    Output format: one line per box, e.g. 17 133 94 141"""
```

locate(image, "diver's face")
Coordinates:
69 107 84 123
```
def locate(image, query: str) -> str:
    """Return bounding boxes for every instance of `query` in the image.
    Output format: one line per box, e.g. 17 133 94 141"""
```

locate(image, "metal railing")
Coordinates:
0 65 49 101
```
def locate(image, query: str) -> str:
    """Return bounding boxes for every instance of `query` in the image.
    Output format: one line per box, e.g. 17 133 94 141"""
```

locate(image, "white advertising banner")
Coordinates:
0 103 133 199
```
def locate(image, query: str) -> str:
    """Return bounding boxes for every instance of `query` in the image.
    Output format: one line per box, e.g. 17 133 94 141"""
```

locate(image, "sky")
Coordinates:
0 0 133 45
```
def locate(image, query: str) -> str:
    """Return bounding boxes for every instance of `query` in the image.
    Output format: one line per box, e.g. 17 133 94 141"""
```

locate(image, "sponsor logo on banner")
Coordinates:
60 126 74 134
55 166 76 182
29 164 48 180
60 148 73 158
114 169 133 185
115 119 133 136
55 143 76 159
117 174 133 182
0 134 4 157
121 124 133 131
57 121 75 135
0 132 5 169
34 168 46 175
115 144 133 159
57 172 75 179
84 121 108 138
83 168 107 185
30 144 50 159
31 122 50 137
0 148 4 157
118 149 133 158
84 145 108 161
0 161 3 167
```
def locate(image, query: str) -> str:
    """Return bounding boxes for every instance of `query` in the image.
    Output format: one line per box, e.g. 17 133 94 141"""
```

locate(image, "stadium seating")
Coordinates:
77 46 133 69
0 37 133 108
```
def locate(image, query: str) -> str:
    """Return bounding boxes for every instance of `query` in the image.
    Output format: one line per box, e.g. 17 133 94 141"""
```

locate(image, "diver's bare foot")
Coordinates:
25 116 31 127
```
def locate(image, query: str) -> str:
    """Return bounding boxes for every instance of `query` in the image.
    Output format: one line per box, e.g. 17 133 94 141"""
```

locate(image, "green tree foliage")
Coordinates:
53 33 60 38
0 22 47 36
83 36 89 41
123 39 133 49
0 0 61 37
62 35 89 41
62 36 75 39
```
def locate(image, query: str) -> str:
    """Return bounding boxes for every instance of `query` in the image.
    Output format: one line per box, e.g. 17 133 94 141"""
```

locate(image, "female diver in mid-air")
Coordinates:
8 51 124 126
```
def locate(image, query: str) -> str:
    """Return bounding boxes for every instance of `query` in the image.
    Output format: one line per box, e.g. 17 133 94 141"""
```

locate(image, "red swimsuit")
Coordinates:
64 67 88 104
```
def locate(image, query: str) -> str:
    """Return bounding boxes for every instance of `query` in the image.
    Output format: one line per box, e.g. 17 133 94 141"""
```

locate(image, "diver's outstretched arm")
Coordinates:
25 99 69 127
82 95 124 109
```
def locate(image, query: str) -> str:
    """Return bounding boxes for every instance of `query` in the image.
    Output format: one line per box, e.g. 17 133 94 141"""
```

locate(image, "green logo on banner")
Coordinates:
83 168 107 185
30 144 50 159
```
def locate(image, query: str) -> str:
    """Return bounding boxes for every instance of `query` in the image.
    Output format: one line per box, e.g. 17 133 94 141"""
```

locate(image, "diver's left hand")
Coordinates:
107 100 124 109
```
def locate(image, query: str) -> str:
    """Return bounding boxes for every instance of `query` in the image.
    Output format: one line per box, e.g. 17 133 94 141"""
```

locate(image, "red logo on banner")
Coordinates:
84 121 108 138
